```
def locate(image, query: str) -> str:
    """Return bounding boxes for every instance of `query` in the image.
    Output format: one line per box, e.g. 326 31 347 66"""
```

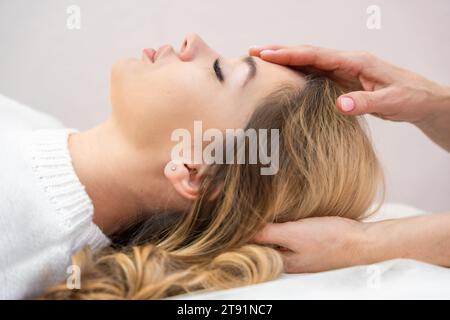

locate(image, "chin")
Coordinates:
112 57 144 77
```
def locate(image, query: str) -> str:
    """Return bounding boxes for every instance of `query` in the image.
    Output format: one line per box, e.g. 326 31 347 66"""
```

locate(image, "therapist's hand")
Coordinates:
250 45 450 151
254 213 450 273
253 217 369 273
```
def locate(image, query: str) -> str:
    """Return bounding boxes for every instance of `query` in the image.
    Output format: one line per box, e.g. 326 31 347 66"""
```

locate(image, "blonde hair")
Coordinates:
43 75 383 299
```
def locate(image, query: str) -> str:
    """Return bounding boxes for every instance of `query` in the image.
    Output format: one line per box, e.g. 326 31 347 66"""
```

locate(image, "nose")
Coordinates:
179 33 217 62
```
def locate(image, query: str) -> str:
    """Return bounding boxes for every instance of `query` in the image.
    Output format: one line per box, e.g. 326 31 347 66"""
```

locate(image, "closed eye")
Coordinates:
213 58 224 83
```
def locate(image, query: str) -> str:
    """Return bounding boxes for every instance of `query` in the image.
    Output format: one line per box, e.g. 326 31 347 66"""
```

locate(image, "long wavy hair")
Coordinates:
43 74 383 299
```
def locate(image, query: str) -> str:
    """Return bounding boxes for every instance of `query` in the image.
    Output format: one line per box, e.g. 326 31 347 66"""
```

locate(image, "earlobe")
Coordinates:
164 160 204 200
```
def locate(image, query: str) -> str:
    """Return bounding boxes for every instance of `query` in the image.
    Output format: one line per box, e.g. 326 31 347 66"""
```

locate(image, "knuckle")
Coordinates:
348 50 376 66
298 45 318 56
358 50 374 61
255 229 267 242
260 224 276 240
360 97 372 111
351 94 370 112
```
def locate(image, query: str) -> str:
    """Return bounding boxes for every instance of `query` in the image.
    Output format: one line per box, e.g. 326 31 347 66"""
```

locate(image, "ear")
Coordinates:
164 160 208 200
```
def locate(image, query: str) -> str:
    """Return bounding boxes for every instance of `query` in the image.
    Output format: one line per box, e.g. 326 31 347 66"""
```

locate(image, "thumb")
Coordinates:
337 88 395 116
252 223 294 249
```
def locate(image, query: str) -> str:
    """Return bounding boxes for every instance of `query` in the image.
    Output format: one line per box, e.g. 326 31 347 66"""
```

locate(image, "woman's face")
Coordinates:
110 34 303 152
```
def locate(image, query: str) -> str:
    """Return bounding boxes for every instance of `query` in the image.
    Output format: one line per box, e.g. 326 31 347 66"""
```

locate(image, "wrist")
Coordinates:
428 83 450 117
353 220 397 265
414 83 450 151
434 84 450 113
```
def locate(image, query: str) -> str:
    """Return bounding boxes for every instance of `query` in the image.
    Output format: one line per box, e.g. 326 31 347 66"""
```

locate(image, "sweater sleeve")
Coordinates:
0 128 110 299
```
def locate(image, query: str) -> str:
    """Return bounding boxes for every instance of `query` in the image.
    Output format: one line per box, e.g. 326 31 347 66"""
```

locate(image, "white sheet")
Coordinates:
175 203 450 299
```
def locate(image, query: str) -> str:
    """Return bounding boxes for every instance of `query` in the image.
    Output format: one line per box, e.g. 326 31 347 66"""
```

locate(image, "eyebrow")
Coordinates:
242 56 257 87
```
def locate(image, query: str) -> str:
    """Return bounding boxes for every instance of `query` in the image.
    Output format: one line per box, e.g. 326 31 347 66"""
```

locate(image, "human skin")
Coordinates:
250 44 450 273
253 214 450 273
68 34 303 235
250 44 450 151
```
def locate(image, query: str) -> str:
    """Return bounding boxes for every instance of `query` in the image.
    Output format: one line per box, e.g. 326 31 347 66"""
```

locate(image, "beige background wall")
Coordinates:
0 0 449 211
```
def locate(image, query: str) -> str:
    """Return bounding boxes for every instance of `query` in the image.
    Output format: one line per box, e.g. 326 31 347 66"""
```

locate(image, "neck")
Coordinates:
67 118 168 235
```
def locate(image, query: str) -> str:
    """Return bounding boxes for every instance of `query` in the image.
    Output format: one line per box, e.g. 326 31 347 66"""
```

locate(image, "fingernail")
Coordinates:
260 49 276 55
340 96 355 112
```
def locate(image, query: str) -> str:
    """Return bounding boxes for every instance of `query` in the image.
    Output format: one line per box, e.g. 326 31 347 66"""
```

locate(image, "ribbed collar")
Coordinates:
25 128 110 252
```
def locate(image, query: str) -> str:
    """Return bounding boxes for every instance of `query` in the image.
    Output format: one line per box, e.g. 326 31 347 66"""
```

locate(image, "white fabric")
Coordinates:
0 94 110 299
176 204 450 300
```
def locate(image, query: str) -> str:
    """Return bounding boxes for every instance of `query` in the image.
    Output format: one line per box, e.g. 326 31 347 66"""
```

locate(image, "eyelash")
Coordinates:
213 58 224 82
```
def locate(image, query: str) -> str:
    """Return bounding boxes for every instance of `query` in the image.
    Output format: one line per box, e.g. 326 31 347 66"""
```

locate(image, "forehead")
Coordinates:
258 56 302 77
255 57 304 88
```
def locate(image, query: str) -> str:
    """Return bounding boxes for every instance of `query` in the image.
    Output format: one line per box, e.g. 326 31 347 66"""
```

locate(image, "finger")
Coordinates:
248 45 288 57
337 87 398 116
258 46 347 71
252 223 296 249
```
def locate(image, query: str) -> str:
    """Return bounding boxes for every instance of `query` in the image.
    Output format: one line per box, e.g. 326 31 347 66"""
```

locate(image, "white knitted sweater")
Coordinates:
0 94 110 299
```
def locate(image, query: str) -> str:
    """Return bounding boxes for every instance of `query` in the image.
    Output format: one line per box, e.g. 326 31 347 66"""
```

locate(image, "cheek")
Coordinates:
110 60 173 146
110 61 249 145
111 60 184 126
153 67 219 122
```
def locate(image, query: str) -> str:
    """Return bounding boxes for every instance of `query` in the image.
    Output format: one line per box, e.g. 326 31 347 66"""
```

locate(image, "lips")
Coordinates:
144 45 174 63
143 48 156 63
